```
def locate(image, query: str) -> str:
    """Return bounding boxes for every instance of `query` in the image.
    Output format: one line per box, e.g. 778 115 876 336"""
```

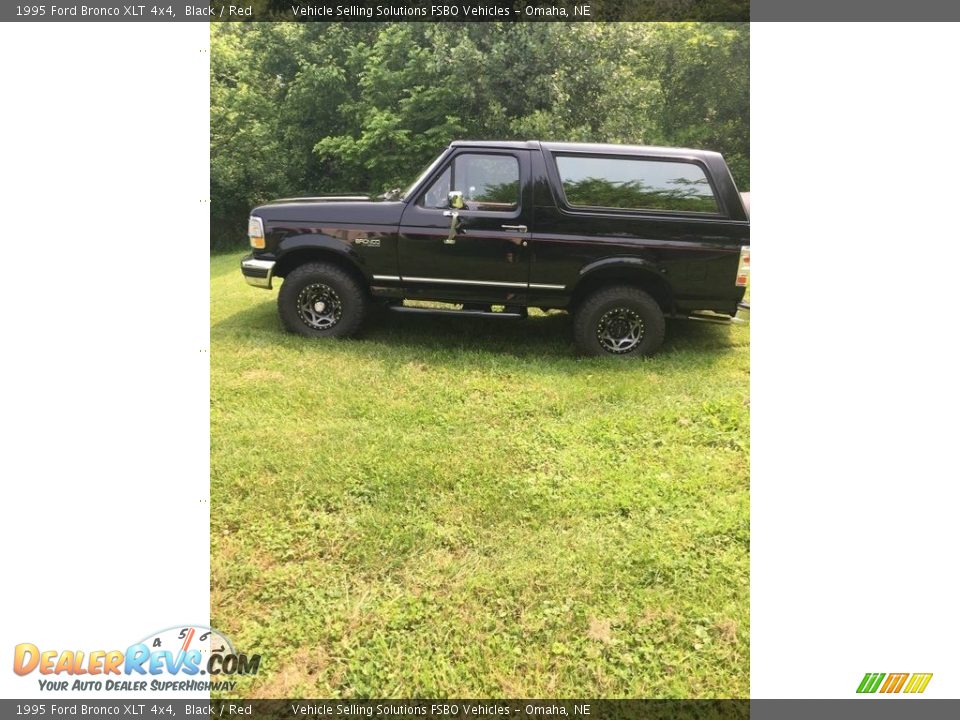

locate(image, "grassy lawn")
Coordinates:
211 250 749 698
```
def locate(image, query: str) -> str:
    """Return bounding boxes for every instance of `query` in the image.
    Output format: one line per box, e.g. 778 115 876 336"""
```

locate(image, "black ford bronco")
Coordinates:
241 140 749 356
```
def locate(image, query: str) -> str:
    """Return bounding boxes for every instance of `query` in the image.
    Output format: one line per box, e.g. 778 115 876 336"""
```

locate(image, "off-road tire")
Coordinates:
277 262 368 339
573 285 666 357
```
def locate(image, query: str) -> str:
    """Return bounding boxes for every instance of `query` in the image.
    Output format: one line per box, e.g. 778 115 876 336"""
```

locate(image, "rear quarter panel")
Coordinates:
530 147 749 313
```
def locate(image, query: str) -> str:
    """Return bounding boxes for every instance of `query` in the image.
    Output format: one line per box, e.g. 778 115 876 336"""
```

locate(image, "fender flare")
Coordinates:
578 256 663 278
572 256 673 309
273 233 367 279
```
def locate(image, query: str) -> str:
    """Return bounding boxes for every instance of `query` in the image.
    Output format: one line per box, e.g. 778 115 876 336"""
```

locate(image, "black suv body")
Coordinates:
241 140 749 356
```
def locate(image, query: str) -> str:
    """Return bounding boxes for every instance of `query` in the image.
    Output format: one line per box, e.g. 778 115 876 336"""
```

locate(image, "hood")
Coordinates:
252 194 405 226
270 194 373 203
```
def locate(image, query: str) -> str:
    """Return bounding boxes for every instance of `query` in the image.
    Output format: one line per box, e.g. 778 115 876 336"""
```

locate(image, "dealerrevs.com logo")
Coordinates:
13 625 261 693
857 672 933 694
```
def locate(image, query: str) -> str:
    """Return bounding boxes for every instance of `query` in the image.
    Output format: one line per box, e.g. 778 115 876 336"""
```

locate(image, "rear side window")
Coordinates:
555 155 718 213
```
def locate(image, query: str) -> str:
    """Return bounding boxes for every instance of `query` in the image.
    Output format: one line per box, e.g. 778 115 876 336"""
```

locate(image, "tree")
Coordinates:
210 22 749 250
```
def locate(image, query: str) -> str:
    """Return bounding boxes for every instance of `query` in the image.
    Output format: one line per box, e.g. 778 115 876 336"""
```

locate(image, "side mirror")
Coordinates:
448 190 465 209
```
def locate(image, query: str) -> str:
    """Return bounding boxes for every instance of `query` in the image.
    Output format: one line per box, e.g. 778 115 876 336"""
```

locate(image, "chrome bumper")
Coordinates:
241 257 276 289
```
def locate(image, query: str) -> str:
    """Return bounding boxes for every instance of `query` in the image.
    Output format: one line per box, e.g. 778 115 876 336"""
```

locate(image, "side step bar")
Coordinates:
388 305 525 319
688 313 746 325
671 310 748 325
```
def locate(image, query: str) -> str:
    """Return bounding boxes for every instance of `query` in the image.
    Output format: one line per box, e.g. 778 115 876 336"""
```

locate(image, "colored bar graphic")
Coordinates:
857 672 933 694
904 673 933 694
857 673 885 693
881 673 908 693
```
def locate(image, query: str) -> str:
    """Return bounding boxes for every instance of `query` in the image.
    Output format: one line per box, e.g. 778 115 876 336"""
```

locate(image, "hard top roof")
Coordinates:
449 139 719 160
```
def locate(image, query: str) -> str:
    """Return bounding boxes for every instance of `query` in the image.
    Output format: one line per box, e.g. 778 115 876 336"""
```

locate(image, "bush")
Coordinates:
211 22 749 251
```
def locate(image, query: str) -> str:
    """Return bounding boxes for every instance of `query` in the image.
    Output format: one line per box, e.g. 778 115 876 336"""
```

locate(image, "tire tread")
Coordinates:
277 262 368 338
573 285 666 357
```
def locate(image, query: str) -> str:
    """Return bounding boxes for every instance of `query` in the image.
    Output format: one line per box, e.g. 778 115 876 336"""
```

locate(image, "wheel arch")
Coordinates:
570 258 675 313
273 237 368 290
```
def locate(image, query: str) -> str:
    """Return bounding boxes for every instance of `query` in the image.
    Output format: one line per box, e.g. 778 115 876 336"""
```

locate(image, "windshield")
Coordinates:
401 151 448 201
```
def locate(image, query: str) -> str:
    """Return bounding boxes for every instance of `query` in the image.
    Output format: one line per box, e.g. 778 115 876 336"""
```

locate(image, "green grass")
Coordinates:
211 251 749 698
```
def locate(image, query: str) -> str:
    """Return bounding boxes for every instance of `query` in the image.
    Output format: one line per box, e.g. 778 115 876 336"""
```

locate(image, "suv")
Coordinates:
241 140 749 356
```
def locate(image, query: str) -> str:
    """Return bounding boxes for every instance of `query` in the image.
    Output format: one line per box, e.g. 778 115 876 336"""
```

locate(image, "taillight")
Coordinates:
736 246 750 287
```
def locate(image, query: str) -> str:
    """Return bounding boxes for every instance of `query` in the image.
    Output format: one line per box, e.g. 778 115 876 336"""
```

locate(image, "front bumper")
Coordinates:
241 256 276 289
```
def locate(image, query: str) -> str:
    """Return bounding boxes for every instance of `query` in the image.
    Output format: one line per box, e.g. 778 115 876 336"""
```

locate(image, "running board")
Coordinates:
671 311 747 325
388 305 525 319
689 314 746 325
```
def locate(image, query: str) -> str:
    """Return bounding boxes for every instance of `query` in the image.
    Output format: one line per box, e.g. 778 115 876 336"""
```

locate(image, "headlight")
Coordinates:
248 216 265 249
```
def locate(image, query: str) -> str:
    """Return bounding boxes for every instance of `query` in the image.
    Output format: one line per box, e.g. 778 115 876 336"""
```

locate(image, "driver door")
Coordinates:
398 149 532 304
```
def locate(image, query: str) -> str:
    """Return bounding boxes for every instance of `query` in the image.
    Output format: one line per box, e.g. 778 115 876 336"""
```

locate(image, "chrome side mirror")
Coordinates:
447 190 465 209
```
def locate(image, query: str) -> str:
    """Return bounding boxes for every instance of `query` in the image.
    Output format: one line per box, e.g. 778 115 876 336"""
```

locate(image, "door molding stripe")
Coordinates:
529 283 566 290
403 276 528 288
374 275 566 290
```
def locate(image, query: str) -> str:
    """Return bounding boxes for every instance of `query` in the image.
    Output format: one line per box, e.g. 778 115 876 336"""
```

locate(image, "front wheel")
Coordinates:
277 262 368 339
573 286 666 357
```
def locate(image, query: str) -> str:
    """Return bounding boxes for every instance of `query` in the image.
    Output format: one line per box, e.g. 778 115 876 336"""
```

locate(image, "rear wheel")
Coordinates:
277 262 368 339
573 286 666 357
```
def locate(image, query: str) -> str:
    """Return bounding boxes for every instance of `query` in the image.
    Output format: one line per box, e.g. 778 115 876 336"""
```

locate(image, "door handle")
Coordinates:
501 224 527 233
442 210 459 244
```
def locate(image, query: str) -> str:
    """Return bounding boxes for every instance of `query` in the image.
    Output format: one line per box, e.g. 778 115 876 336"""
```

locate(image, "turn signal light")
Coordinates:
736 246 750 287
248 216 265 249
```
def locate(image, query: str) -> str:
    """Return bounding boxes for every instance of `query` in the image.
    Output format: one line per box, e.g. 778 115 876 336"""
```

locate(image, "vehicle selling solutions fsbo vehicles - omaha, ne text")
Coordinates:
241 141 750 356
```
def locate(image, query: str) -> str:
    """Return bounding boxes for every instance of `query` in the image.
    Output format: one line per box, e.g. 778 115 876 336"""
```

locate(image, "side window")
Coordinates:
420 153 520 212
421 166 451 209
555 155 718 213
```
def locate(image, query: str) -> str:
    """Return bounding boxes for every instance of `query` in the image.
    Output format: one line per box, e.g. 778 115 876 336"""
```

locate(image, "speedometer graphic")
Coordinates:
136 625 236 675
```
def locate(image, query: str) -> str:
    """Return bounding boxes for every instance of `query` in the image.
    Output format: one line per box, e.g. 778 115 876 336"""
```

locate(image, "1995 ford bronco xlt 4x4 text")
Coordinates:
241 140 749 356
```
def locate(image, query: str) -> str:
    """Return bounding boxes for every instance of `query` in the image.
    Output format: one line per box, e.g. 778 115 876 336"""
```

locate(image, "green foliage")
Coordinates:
211 23 749 250
563 177 718 213
211 252 749 696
